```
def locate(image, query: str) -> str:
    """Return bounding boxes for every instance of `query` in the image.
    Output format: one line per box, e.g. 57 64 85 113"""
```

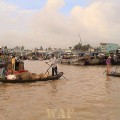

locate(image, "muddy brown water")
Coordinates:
0 60 120 120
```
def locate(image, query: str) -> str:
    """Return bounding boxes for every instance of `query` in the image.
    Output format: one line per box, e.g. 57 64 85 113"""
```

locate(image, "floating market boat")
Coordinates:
0 72 63 83
107 72 120 77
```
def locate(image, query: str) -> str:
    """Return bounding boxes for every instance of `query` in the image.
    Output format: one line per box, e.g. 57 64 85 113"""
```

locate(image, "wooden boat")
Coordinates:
88 57 100 65
0 72 63 83
107 72 120 77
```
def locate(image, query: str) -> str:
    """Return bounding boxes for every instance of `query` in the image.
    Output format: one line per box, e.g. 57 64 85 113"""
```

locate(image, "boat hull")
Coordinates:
107 72 120 77
0 72 63 83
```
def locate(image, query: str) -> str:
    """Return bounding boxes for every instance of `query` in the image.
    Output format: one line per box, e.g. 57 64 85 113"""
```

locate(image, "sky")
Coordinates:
0 0 120 49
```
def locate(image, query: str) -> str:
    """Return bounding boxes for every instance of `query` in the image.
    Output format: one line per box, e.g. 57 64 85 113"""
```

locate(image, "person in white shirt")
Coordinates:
47 54 58 76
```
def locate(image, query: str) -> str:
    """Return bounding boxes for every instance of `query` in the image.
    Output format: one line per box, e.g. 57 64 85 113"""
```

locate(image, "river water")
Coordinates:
0 60 120 120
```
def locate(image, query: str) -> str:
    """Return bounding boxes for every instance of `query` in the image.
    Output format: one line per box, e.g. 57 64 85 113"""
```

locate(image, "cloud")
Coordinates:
45 0 65 11
0 0 120 49
70 0 120 45
0 1 36 48
27 0 77 48
0 1 17 11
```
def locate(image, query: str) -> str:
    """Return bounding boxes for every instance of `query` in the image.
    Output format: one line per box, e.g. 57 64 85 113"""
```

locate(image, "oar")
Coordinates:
103 69 107 74
45 64 52 74
45 62 68 81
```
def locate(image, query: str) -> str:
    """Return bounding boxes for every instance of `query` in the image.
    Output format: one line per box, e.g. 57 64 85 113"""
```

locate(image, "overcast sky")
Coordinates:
0 0 120 49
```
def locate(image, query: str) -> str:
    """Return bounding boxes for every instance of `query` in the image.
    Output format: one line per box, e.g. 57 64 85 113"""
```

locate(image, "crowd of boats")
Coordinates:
2 52 120 66
0 50 120 67
58 52 120 65
22 51 120 66
0 50 120 83
0 45 120 66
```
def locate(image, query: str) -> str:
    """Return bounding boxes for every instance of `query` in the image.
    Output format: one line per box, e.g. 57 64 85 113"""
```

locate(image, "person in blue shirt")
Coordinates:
0 64 7 79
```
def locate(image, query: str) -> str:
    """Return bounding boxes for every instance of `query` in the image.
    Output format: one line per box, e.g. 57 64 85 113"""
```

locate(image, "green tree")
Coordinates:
69 46 72 50
21 46 24 51
40 46 43 51
73 43 92 51
73 42 82 51
48 47 51 50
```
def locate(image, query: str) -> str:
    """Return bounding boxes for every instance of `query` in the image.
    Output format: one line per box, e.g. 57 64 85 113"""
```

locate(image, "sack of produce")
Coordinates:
6 75 16 80
15 74 21 80
31 73 39 80
39 73 47 79
19 72 32 80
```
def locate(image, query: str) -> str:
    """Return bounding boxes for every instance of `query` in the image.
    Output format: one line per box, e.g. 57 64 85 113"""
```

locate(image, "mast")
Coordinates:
79 34 82 51
79 34 82 45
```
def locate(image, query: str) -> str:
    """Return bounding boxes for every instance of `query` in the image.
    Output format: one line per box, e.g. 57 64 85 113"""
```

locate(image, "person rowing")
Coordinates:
106 55 111 74
46 54 58 76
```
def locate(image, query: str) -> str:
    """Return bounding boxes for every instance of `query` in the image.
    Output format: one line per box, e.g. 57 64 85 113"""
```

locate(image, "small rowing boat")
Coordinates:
107 72 120 77
0 72 63 83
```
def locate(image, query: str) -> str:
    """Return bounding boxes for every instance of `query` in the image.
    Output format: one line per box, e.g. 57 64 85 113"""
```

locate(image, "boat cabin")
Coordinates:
5 61 24 71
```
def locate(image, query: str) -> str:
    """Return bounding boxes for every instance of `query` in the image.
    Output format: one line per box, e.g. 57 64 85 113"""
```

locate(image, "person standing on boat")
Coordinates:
12 56 15 71
106 55 111 74
0 64 7 79
46 54 58 76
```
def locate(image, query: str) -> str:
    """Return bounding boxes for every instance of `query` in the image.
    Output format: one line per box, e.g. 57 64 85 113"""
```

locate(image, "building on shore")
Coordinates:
100 43 119 53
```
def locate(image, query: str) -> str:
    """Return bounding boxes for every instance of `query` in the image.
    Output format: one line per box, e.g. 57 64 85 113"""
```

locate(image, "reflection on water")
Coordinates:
0 60 120 120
